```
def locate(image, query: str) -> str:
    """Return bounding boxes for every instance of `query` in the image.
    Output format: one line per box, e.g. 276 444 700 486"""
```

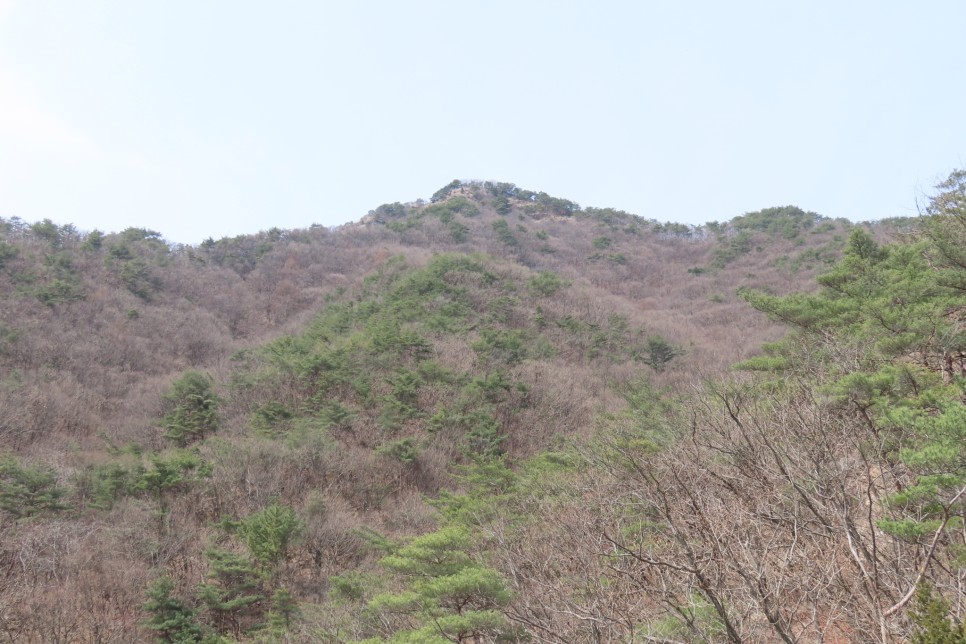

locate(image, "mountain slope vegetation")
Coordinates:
0 176 948 642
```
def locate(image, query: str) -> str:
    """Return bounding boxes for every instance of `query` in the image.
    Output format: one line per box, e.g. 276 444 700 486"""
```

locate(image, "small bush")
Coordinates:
528 271 568 297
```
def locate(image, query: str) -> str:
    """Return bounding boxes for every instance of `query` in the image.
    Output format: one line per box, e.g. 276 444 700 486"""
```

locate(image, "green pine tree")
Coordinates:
197 548 266 637
363 525 516 643
910 583 966 644
237 502 302 569
162 371 219 446
143 577 203 643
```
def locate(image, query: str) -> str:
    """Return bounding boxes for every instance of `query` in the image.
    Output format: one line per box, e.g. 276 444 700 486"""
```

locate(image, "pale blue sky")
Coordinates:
1 1 964 244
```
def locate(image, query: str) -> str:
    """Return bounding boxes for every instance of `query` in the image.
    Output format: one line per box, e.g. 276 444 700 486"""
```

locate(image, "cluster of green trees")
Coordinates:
697 205 851 270
729 205 823 239
233 253 679 461
481 181 580 217
144 501 303 641
0 370 218 523
199 228 290 277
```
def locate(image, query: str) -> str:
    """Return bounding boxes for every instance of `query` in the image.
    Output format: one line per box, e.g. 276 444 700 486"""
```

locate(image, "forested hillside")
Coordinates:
0 176 949 643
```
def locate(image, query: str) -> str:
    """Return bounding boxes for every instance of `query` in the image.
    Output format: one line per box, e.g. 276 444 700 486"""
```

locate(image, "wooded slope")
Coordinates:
1 178 936 642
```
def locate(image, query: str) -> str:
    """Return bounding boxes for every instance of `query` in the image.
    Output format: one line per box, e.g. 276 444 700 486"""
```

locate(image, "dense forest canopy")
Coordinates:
0 174 963 642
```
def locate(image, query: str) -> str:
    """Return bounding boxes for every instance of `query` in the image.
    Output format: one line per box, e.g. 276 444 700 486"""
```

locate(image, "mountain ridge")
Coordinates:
0 178 930 641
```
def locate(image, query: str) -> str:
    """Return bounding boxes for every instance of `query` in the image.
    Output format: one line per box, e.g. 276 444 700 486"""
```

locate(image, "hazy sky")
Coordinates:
1 1 964 244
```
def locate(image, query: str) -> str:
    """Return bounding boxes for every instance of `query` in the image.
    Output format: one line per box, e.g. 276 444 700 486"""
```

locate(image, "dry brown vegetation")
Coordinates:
0 181 918 642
